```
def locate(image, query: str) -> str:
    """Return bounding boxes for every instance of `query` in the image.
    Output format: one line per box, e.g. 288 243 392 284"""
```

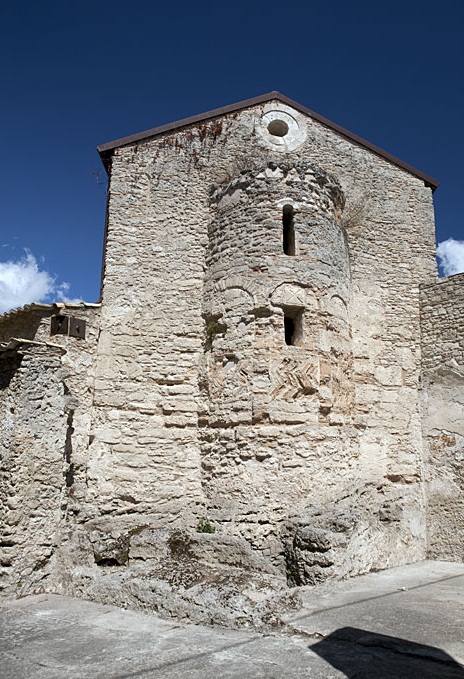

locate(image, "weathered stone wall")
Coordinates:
200 163 355 564
0 345 67 594
90 100 437 581
0 306 101 597
420 273 464 560
1 99 447 616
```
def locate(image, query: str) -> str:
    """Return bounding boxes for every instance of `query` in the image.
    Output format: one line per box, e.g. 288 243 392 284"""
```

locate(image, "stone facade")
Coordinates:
0 93 462 627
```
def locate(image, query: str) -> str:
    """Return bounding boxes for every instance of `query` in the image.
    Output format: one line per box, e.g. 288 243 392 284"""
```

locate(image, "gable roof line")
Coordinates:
97 91 439 190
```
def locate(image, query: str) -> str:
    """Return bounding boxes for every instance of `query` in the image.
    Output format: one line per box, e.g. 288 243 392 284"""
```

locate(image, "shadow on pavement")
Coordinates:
311 627 464 678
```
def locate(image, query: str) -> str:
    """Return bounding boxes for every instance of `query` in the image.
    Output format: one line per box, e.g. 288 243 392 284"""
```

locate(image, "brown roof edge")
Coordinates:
0 301 101 323
97 91 439 190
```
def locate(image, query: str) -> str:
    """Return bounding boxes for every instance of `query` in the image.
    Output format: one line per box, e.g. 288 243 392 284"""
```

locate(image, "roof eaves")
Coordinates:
0 301 101 324
0 303 53 322
97 91 439 190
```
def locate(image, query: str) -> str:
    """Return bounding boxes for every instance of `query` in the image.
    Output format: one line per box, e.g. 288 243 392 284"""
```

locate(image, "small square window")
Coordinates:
50 315 86 339
69 317 86 339
50 315 69 336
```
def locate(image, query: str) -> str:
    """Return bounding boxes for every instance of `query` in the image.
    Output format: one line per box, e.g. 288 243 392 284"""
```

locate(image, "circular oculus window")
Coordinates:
267 119 289 137
259 109 306 151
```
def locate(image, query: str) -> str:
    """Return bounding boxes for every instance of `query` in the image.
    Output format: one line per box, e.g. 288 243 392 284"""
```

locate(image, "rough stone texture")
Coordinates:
0 345 66 594
0 306 101 596
420 274 464 560
93 101 435 580
0 97 462 627
48 527 301 629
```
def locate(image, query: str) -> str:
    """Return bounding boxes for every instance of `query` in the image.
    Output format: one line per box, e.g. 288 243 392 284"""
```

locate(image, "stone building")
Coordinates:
1 92 462 626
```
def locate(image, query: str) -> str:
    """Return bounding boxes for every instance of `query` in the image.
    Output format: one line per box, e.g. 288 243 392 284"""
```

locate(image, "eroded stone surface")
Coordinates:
49 527 301 629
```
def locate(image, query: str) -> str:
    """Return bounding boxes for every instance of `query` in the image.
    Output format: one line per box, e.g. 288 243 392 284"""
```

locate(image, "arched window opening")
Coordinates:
282 205 295 256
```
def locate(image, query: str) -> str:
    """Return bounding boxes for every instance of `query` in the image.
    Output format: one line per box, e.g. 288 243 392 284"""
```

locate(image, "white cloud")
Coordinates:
436 239 464 277
53 281 83 305
0 252 80 315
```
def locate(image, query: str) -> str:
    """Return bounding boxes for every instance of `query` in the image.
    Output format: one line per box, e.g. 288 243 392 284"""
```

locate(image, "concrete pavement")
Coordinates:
1 560 463 678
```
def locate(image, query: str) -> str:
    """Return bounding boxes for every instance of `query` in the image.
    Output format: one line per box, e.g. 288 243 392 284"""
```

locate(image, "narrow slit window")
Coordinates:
284 316 295 345
282 205 295 256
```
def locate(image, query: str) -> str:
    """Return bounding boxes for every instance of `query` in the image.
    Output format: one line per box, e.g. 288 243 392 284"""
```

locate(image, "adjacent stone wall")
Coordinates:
0 345 67 594
0 306 100 597
421 273 464 560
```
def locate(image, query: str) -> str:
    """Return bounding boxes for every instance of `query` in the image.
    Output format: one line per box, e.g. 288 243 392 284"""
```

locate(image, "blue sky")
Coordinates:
1 0 463 312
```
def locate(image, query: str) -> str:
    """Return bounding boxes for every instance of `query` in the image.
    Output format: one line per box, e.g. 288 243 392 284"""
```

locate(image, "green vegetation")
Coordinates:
196 517 215 534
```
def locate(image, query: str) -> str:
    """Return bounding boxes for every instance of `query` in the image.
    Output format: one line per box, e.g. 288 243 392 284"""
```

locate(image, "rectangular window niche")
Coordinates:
283 308 304 346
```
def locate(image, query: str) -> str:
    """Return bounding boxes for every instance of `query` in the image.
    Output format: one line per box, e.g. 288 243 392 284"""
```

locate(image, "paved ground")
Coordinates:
1 560 463 678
